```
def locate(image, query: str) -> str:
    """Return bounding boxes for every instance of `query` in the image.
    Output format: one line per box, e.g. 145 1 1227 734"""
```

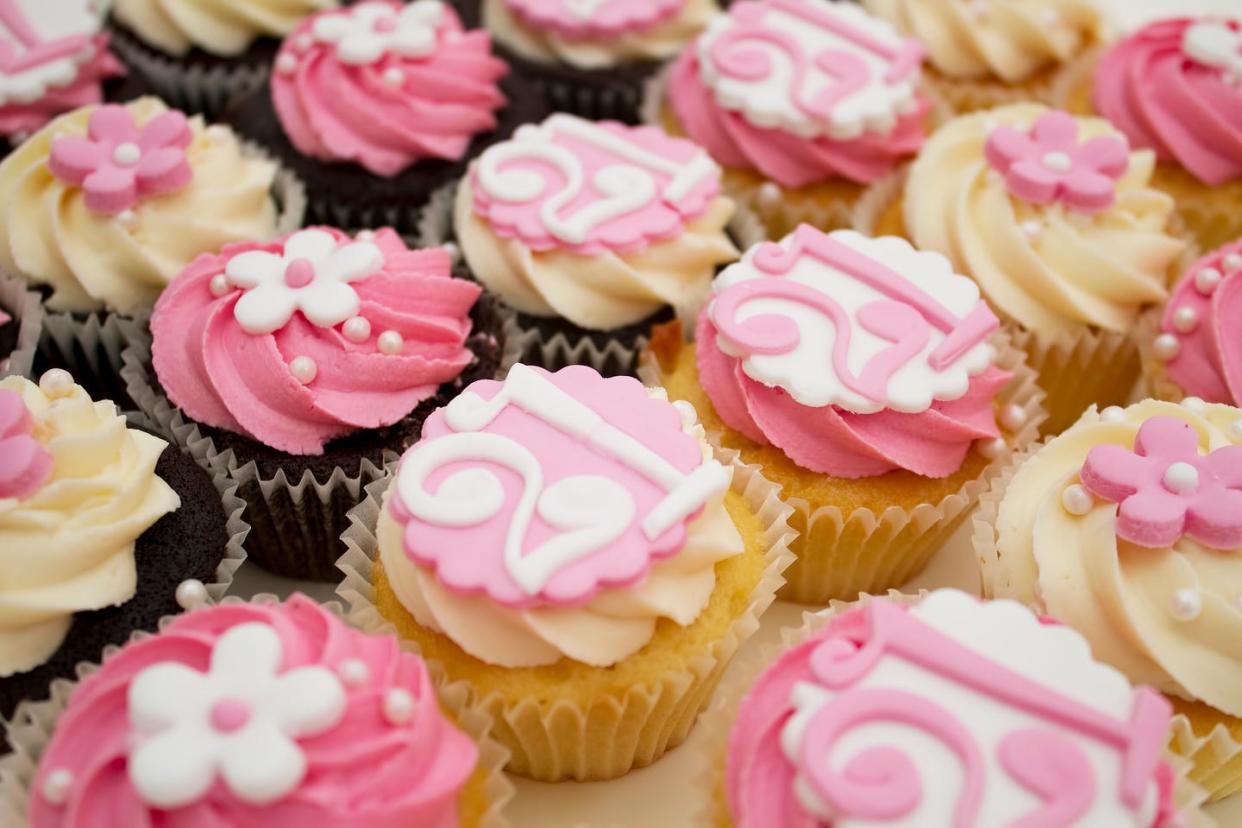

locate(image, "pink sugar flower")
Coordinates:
984 110 1130 213
48 105 193 215
0 387 52 500
1080 415 1242 549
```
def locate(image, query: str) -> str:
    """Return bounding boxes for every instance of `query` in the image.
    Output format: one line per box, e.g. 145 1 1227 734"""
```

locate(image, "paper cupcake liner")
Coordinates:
850 164 909 238
922 54 1086 117
1150 164 1242 256
335 448 797 782
693 590 1212 826
1049 47 1103 117
0 274 45 379
0 594 514 828
492 41 658 123
639 327 1045 605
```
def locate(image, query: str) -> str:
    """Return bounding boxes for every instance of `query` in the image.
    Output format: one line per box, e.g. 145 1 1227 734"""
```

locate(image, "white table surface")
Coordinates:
231 0 1242 824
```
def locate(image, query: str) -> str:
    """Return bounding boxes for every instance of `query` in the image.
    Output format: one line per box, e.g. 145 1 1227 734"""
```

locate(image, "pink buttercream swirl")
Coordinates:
271 0 508 177
0 35 123 139
726 598 1181 828
470 114 721 255
503 0 683 39
1093 17 1242 186
27 595 480 828
0 386 52 499
151 227 481 455
1162 240 1242 406
390 364 730 609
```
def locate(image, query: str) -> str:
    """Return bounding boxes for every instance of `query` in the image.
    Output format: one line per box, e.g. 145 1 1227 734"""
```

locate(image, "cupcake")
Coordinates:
336 363 795 781
484 0 718 122
1 595 511 826
1067 17 1242 253
0 370 246 724
705 589 1204 827
128 226 506 581
227 0 545 233
872 103 1189 435
0 274 42 378
862 0 1110 115
642 225 1043 604
975 398 1242 801
433 112 742 375
0 96 300 406
654 0 935 238
109 0 338 116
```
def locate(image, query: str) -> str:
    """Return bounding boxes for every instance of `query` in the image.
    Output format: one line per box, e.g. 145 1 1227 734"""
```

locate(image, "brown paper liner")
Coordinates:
695 590 1212 826
335 448 797 782
641 322 1045 605
0 274 45 379
0 595 514 827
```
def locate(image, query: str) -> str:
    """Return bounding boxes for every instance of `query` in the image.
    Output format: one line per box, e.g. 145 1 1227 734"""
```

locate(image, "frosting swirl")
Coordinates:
697 227 1008 479
272 1 508 178
726 590 1180 827
666 0 930 188
0 97 281 314
151 227 481 456
1158 241 1242 406
905 103 1186 339
1093 18 1242 186
113 0 337 57
995 399 1242 717
0 373 180 679
380 364 743 668
485 0 717 70
27 595 481 827
862 0 1107 82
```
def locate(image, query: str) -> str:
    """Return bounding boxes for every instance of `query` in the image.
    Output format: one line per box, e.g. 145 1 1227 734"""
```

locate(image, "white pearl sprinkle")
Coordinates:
382 67 405 87
293 33 314 53
117 209 137 230
442 241 460 264
378 330 404 355
1099 406 1126 423
355 229 376 242
42 769 73 805
175 579 209 610
209 274 230 297
1168 588 1202 622
1224 253 1242 273
383 688 416 725
1194 267 1222 294
999 403 1027 432
1021 219 1042 238
290 355 318 384
1041 151 1072 173
1061 484 1094 515
1172 306 1199 333
758 182 781 208
1153 333 1180 361
1163 461 1200 494
275 53 299 75
1181 396 1206 411
337 658 370 687
977 436 1008 459
342 316 371 343
1230 418 1242 441
204 125 231 145
112 142 141 166
38 368 74 398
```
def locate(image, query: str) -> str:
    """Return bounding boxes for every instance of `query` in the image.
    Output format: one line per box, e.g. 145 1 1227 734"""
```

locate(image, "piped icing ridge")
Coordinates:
905 103 1186 338
666 0 930 188
457 113 738 329
0 97 281 314
272 0 508 177
378 364 744 667
996 399 1242 717
151 227 481 456
697 226 1009 479
1159 241 1242 406
862 0 1107 83
0 371 180 679
1093 18 1242 186
0 0 124 138
26 595 480 827
113 0 338 58
726 590 1182 827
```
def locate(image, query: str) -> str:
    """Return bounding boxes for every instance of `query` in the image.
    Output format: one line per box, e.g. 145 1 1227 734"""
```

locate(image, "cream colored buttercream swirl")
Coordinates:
455 181 738 329
862 0 1106 82
113 0 337 57
484 0 717 69
0 375 180 678
995 399 1242 716
905 103 1185 339
0 97 281 314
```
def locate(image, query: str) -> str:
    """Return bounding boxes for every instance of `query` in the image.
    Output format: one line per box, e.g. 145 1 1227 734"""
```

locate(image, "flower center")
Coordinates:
1162 461 1200 495
373 14 398 33
209 698 251 733
284 258 316 289
112 142 141 167
1041 151 1072 173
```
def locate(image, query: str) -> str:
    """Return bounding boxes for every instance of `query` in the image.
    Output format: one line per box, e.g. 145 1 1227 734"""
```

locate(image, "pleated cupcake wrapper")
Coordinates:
1149 165 1242 257
692 590 1212 827
0 594 514 828
493 42 656 123
0 273 45 379
334 447 797 782
639 328 1045 604
418 179 767 376
850 164 909 238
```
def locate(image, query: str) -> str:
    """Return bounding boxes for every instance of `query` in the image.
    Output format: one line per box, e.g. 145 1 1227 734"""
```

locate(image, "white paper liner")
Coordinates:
639 327 1046 604
0 274 45 379
0 594 514 828
693 590 1212 826
335 445 797 782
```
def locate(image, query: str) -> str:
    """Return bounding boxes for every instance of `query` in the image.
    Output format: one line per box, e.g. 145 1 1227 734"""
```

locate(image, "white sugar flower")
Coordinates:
312 0 446 66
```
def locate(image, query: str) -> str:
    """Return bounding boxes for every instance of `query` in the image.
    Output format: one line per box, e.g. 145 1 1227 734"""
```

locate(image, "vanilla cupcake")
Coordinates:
0 275 42 379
